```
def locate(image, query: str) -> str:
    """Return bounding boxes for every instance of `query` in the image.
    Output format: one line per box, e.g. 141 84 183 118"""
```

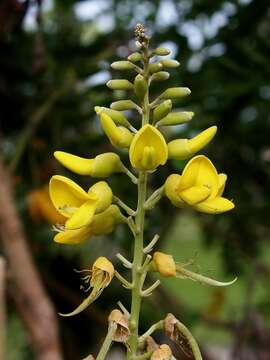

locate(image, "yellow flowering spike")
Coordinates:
129 124 168 171
153 252 176 277
88 181 113 213
60 257 114 317
54 151 123 177
167 126 217 160
49 175 97 218
99 112 133 148
150 344 173 360
165 156 235 214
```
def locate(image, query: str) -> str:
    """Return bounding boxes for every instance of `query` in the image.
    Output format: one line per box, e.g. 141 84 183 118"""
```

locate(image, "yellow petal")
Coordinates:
187 126 217 153
178 155 219 199
153 252 176 277
54 225 92 245
217 173 227 196
167 139 190 160
91 153 123 177
54 151 94 175
129 124 168 170
195 197 235 214
49 176 96 217
91 205 123 235
179 186 211 205
100 113 133 148
65 199 97 230
88 181 113 213
164 174 186 208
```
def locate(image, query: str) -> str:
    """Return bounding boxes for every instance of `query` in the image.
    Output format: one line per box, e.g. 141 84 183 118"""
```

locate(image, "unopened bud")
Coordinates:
111 61 134 70
134 74 147 100
160 87 191 99
158 111 194 126
95 106 129 126
153 100 172 122
149 62 163 74
152 71 170 82
110 100 137 111
153 252 176 278
128 52 142 62
160 59 180 68
106 79 134 90
153 47 171 56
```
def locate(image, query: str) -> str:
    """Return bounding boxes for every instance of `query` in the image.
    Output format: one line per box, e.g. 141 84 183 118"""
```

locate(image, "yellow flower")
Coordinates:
53 205 124 245
153 252 237 286
98 112 133 148
129 124 168 170
165 155 235 214
60 257 114 316
54 151 124 177
167 126 217 160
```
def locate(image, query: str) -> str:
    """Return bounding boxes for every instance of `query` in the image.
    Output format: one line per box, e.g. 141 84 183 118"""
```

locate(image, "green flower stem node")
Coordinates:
106 79 134 90
134 74 147 100
153 100 172 122
94 106 129 126
157 111 194 126
160 59 180 68
151 71 170 82
160 87 191 99
110 100 139 111
149 62 163 74
111 61 135 70
128 52 142 62
152 47 171 56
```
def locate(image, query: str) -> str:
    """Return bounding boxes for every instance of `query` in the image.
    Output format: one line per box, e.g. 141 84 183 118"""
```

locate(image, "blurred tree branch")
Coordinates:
0 158 63 360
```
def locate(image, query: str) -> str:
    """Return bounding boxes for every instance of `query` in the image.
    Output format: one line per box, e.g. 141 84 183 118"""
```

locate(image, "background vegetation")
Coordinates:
1 0 270 359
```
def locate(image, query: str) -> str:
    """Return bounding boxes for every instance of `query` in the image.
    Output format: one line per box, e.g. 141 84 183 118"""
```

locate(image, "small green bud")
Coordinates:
158 111 194 126
153 100 172 122
106 79 134 90
160 59 180 68
111 61 134 70
149 62 163 74
128 52 142 62
153 47 171 56
160 87 191 99
151 71 170 82
134 74 147 100
94 106 129 126
110 100 137 111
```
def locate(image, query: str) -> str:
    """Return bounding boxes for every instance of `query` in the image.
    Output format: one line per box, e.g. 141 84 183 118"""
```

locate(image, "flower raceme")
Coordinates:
129 124 168 171
165 155 235 214
60 257 114 317
152 252 237 287
49 176 124 244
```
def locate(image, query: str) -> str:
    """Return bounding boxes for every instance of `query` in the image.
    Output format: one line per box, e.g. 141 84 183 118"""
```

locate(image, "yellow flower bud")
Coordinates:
106 79 134 90
129 125 168 171
54 151 123 177
153 100 172 123
88 181 113 214
111 61 134 70
151 71 170 82
149 62 163 74
160 87 191 99
164 155 235 214
99 113 133 148
95 106 129 126
59 257 114 317
150 344 173 360
134 74 147 100
160 59 180 68
158 111 194 126
167 126 217 160
110 100 138 111
153 252 176 277
128 52 142 62
153 47 171 56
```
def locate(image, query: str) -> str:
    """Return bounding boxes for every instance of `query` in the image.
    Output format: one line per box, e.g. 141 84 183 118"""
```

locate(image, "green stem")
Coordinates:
96 322 117 360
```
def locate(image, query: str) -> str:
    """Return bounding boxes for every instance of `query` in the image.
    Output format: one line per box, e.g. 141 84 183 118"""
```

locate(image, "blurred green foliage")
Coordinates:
1 0 270 358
